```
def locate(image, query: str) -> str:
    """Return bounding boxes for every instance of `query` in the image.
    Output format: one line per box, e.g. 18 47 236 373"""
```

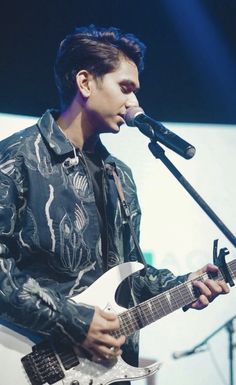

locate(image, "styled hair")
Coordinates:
54 25 146 110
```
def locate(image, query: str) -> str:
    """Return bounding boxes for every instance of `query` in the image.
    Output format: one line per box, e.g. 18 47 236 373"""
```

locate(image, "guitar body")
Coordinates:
0 262 161 385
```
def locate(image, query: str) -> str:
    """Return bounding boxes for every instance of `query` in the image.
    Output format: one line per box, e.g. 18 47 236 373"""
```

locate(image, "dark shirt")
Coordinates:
83 151 107 258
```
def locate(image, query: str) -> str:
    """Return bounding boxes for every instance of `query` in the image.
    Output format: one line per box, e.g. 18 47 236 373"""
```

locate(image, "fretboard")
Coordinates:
113 259 236 338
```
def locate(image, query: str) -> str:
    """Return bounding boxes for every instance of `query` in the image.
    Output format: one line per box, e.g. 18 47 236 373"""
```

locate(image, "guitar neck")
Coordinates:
115 259 236 337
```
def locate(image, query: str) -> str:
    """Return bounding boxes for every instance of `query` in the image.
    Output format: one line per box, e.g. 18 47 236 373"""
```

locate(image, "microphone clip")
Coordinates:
63 155 79 169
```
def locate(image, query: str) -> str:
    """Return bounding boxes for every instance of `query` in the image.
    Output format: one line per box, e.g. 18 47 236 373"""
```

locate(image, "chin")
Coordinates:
101 124 121 134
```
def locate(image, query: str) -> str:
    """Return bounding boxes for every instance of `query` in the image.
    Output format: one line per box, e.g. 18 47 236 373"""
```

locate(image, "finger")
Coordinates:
188 263 218 280
97 309 121 331
193 280 212 297
84 335 125 360
87 343 123 361
98 334 126 349
218 280 230 294
100 317 120 332
191 295 209 310
99 308 118 321
91 308 120 332
96 344 123 359
84 331 125 352
201 279 223 295
197 278 230 297
198 294 209 307
204 263 219 273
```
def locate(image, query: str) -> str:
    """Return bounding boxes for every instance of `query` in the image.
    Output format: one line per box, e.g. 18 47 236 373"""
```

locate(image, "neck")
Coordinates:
57 101 99 152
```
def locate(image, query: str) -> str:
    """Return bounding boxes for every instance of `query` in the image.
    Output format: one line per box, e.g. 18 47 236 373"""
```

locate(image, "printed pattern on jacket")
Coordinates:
0 110 188 365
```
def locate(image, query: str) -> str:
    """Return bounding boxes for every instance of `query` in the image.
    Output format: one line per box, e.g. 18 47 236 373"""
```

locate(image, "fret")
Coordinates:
150 297 167 319
155 292 172 315
126 307 142 330
171 287 183 309
228 262 235 281
173 285 187 308
146 299 155 321
186 280 197 301
140 298 163 326
154 296 168 318
119 311 138 336
168 288 179 311
112 258 236 338
230 260 236 277
136 305 149 327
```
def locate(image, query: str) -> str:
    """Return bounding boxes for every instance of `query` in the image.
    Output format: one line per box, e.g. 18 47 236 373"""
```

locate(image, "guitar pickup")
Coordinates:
54 340 80 370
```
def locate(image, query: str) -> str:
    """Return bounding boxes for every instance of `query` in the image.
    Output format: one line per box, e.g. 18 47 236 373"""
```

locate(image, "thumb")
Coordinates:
98 307 117 321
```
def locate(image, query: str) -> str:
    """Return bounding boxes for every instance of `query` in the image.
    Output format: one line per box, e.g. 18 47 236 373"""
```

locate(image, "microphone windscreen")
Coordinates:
124 106 144 127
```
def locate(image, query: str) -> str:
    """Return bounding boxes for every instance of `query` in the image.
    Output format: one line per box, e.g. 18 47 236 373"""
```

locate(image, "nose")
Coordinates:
125 92 139 108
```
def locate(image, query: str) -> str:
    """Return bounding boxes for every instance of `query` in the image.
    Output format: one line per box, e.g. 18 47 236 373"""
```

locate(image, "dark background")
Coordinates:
1 0 236 124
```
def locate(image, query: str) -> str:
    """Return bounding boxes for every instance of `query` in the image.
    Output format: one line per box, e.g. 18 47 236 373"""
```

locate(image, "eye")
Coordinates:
120 85 130 94
119 82 139 94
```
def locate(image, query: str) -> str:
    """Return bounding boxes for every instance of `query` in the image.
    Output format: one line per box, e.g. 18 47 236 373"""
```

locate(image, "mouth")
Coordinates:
117 114 125 126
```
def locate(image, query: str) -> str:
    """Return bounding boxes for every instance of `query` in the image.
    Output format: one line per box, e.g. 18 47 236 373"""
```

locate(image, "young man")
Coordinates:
0 25 229 372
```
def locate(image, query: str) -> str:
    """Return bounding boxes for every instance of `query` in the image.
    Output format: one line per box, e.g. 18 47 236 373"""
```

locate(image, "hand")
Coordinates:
81 306 125 360
187 263 230 310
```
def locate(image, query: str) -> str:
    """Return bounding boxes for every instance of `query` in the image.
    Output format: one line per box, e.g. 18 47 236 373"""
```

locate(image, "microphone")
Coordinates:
172 346 207 359
124 106 196 160
63 155 79 169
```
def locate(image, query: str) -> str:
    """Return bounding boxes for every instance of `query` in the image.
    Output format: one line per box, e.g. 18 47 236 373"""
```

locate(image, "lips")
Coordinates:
117 114 125 126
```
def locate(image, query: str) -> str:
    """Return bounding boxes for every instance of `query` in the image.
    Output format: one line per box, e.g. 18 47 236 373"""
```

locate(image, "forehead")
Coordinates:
106 58 140 89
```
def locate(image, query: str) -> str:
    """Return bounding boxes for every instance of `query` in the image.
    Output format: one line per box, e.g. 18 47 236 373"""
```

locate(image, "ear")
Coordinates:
76 70 93 98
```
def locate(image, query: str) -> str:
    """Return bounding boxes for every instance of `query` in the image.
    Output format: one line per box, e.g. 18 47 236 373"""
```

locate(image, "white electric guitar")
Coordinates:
0 258 235 385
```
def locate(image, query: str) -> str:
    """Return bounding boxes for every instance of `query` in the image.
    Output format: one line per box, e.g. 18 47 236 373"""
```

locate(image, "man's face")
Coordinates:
84 57 140 134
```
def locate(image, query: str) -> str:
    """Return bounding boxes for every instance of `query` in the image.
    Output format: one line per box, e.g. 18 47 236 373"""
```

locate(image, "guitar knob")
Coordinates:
71 381 80 385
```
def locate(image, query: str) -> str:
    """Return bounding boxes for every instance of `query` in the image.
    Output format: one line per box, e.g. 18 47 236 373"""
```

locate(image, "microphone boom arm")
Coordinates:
172 315 236 385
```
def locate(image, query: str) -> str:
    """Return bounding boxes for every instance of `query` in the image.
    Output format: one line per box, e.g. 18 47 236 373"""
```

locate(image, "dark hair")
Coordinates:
54 25 146 110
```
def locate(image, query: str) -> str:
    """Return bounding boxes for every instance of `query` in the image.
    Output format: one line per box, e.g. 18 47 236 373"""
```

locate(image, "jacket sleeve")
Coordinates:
132 264 189 303
0 170 94 345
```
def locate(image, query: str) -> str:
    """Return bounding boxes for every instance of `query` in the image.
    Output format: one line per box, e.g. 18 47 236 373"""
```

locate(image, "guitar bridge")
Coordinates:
21 340 65 385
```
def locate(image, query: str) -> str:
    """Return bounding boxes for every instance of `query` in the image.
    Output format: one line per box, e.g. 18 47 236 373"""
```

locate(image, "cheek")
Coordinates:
88 84 125 115
101 81 124 102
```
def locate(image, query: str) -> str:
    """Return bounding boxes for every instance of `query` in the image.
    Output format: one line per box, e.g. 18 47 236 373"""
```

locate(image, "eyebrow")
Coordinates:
120 79 140 93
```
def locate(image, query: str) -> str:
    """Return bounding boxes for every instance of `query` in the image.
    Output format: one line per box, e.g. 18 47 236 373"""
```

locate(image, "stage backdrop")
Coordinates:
1 112 236 385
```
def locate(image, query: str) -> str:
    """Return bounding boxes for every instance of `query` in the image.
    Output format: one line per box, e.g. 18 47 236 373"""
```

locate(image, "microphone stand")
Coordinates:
144 133 236 383
148 140 236 248
173 315 236 385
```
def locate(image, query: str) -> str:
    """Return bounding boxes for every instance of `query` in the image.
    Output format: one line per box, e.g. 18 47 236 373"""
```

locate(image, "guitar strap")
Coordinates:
106 163 147 275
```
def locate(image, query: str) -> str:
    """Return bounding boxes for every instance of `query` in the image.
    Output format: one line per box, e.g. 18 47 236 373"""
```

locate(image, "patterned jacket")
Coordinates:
0 110 188 366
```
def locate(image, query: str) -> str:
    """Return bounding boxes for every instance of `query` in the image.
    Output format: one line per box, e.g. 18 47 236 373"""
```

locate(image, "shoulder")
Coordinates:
0 124 39 157
111 155 133 175
0 123 40 177
98 140 136 187
109 154 136 185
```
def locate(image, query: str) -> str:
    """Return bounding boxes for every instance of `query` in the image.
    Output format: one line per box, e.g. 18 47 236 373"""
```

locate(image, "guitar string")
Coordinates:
124 264 236 336
115 262 236 337
115 276 203 336
122 259 236 333
117 272 208 335
34 260 236 364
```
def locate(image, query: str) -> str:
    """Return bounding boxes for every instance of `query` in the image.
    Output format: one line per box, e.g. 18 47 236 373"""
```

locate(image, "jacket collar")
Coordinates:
37 109 74 156
37 109 113 163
